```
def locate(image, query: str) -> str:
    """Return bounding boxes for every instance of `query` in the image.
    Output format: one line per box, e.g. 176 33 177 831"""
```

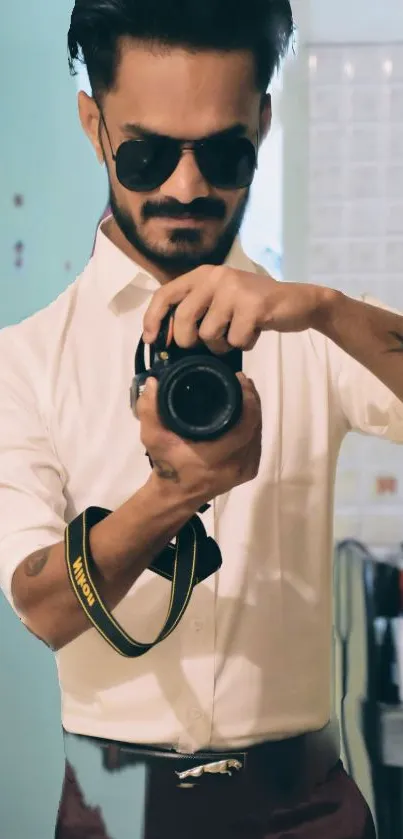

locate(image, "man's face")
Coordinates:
80 41 271 276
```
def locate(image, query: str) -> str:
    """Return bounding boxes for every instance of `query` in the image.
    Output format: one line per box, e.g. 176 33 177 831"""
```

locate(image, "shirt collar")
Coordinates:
93 215 256 307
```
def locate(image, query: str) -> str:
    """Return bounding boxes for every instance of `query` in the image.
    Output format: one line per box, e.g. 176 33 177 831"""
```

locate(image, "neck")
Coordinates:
103 216 188 286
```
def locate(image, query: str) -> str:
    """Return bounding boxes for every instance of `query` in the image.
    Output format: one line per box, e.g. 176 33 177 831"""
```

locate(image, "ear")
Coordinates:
259 93 272 142
78 91 104 164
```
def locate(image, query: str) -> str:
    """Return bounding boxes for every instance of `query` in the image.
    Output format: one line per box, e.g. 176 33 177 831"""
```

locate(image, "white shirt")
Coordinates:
1 220 403 754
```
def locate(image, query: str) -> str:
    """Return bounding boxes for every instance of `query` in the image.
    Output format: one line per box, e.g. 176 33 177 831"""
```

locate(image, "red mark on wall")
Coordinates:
376 476 398 496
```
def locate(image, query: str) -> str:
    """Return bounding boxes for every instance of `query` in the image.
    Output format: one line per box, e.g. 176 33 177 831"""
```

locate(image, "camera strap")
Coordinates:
65 506 222 658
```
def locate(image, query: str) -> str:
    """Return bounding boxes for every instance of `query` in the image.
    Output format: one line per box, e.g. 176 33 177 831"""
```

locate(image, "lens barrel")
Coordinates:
157 355 242 441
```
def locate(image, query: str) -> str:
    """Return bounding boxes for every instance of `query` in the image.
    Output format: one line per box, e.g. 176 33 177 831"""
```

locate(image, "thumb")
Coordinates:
144 376 158 396
136 376 158 421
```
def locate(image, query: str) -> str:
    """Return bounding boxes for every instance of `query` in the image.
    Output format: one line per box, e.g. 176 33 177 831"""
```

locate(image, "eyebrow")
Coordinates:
120 122 248 142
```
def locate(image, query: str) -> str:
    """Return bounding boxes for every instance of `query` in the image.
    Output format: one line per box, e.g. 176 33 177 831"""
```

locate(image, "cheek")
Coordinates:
119 191 147 221
222 190 248 219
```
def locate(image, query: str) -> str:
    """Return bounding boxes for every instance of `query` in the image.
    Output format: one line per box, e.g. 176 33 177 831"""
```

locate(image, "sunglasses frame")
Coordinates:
98 108 259 192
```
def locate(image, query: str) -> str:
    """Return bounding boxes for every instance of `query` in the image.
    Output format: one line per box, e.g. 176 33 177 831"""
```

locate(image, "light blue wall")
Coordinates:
0 2 106 329
0 2 106 837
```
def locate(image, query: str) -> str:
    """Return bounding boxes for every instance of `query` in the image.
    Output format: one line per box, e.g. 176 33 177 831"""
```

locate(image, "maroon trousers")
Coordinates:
56 749 376 839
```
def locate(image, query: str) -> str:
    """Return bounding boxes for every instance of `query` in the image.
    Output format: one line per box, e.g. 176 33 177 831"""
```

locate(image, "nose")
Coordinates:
158 147 210 203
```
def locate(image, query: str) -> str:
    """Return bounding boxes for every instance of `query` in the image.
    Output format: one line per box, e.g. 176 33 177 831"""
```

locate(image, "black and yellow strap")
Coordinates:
64 506 222 657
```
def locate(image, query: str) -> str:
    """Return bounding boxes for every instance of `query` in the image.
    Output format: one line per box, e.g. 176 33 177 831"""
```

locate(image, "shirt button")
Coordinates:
193 620 204 632
190 708 202 721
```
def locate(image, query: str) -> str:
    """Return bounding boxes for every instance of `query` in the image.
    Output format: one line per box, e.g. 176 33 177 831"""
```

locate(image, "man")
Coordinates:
2 0 402 836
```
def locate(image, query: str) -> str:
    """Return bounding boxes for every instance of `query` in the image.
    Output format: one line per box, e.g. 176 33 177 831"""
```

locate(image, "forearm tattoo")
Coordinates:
24 548 51 577
386 331 403 353
153 460 180 483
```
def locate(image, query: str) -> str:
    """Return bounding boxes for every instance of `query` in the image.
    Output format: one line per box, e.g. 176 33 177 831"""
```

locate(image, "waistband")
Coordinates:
63 722 340 792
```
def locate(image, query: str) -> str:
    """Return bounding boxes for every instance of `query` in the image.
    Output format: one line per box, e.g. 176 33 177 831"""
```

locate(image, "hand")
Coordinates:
136 374 262 504
143 265 337 355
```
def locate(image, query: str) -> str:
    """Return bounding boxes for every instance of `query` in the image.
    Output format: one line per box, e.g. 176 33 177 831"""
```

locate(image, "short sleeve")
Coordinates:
328 295 403 443
0 336 67 609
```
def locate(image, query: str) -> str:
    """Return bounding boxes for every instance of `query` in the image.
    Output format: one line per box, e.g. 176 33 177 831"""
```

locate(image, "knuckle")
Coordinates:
249 289 263 310
215 269 237 296
226 269 240 293
210 265 226 284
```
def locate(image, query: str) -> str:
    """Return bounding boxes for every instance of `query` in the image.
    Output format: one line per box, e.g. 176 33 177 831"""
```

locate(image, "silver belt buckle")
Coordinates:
176 758 243 788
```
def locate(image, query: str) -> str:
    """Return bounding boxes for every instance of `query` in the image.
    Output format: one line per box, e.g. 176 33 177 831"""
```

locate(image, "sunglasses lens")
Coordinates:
116 138 180 192
197 137 257 190
115 135 257 192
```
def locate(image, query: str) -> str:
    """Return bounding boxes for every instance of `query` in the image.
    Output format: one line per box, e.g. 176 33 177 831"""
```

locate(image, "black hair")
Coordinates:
68 0 294 100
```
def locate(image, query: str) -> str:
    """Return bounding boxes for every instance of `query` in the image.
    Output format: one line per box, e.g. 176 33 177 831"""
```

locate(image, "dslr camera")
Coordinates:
131 309 243 441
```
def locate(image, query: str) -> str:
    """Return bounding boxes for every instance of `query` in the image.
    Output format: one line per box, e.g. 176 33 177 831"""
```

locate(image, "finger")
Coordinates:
243 333 261 352
143 266 212 343
143 277 195 343
197 298 234 355
236 372 255 386
204 337 233 355
226 311 261 350
172 288 214 348
199 298 232 341
136 376 159 423
242 386 262 429
201 323 232 355
237 375 262 417
237 372 260 396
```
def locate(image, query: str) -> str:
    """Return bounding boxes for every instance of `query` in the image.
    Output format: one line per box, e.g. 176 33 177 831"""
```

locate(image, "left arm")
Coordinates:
143 264 403 416
315 289 403 404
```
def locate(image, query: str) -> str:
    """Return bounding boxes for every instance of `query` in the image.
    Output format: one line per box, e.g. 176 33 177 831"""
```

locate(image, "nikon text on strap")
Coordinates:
65 506 222 657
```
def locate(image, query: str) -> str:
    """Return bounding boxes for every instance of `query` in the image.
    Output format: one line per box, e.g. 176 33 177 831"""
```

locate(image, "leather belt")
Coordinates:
64 722 340 793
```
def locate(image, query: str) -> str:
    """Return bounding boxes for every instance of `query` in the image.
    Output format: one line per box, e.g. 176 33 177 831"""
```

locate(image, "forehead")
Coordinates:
107 39 260 139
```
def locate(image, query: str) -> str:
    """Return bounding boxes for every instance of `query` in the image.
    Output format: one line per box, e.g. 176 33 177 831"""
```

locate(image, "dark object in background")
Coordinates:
131 308 243 441
374 564 401 705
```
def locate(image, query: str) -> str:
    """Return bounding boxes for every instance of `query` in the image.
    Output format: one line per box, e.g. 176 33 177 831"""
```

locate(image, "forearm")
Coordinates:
316 289 403 402
11 474 203 651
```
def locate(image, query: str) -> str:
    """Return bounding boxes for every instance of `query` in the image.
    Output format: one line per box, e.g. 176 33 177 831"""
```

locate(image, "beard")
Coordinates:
108 184 250 276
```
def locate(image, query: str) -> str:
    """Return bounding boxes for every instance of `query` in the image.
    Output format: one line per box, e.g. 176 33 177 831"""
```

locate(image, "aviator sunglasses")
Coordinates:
98 110 259 193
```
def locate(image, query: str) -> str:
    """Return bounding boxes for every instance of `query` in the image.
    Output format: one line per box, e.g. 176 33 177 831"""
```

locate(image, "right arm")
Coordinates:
12 472 205 651
5 373 261 652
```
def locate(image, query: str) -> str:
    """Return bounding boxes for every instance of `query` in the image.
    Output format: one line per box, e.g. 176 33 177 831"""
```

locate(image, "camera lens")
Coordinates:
171 370 227 428
158 356 243 441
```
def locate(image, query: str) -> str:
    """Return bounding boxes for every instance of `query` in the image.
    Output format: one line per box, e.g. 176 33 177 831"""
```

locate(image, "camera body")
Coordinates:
131 310 243 441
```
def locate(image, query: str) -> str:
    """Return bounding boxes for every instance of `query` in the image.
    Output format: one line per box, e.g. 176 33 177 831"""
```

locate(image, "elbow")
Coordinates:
11 577 60 651
24 612 66 652
26 621 58 652
24 604 67 651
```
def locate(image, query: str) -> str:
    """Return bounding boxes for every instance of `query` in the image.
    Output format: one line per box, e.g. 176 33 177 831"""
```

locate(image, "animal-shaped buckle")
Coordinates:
176 758 243 787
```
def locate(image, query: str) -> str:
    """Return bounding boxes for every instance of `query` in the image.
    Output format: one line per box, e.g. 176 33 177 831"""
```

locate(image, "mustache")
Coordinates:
142 198 226 221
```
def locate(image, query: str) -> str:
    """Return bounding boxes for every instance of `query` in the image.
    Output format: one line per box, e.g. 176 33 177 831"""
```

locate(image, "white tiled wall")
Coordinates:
308 44 403 545
309 44 403 305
